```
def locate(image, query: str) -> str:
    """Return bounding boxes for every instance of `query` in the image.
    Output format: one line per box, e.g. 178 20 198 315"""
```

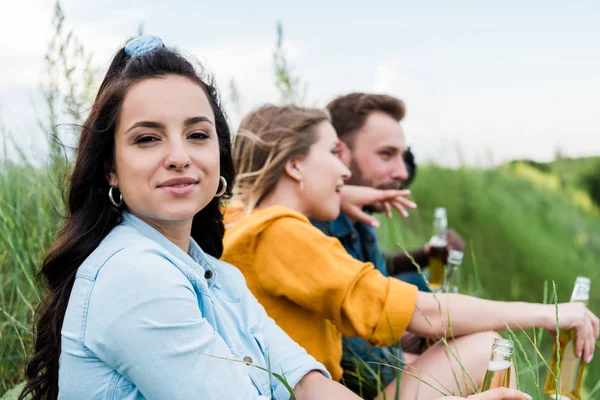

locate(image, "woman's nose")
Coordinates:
165 140 191 169
339 160 351 181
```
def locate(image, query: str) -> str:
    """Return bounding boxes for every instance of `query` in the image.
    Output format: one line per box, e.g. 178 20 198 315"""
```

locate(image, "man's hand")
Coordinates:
424 229 465 255
400 331 425 354
446 229 465 252
339 185 417 228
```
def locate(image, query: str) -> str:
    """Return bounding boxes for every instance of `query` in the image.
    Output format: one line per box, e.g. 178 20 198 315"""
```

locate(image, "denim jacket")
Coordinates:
311 212 387 276
59 212 329 399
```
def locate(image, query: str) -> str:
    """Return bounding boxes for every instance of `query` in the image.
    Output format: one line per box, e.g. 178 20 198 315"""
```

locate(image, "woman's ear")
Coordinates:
283 158 303 183
107 171 118 187
105 157 118 187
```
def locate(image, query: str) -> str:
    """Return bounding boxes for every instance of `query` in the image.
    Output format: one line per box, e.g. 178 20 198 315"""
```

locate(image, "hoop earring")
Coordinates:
108 186 123 207
215 176 227 197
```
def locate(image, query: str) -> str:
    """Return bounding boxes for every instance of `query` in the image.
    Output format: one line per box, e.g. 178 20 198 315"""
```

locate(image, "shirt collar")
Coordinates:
329 212 357 238
121 211 214 271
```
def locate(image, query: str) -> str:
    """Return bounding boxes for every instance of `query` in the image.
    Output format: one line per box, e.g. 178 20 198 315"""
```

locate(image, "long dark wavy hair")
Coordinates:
20 44 234 400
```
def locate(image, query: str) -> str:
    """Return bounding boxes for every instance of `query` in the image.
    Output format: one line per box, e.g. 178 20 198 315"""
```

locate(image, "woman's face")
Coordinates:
109 75 221 228
296 121 351 221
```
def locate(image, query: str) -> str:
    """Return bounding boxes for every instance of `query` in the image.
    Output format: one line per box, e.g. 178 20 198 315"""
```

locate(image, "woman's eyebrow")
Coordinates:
184 116 214 127
125 121 165 134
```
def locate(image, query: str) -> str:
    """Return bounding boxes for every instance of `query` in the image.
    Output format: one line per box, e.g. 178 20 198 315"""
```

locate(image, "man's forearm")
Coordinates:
385 248 429 276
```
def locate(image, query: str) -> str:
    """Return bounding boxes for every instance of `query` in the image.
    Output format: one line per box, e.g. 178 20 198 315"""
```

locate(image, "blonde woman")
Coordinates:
221 105 596 399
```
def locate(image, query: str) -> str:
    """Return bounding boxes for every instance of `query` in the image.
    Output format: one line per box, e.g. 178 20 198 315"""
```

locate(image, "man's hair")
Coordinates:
326 93 405 146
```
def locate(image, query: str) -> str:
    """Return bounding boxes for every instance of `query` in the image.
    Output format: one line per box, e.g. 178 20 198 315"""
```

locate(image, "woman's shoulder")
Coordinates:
224 205 325 255
231 205 314 236
258 207 329 241
76 223 182 283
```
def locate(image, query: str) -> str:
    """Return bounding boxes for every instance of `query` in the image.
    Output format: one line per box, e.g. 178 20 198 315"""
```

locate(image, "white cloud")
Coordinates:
0 1 53 86
188 38 307 127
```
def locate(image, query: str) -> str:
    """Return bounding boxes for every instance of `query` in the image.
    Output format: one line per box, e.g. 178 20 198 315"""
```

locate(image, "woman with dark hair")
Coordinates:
20 36 368 400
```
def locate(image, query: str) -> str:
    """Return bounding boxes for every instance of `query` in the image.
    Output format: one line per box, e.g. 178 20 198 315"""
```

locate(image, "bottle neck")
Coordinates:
570 291 589 305
570 278 590 304
433 217 447 237
489 338 514 366
490 349 512 364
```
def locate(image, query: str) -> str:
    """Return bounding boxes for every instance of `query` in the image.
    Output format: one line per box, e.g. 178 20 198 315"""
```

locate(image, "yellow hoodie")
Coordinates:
222 205 418 381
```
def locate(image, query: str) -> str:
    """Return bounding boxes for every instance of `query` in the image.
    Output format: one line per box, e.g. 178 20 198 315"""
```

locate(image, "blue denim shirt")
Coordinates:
311 212 387 277
59 212 329 400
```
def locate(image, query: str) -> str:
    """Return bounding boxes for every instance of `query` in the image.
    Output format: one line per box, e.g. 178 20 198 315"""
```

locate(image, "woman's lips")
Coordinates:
159 183 197 196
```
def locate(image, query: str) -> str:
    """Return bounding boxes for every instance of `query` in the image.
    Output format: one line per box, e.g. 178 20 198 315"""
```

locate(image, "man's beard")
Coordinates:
346 157 402 214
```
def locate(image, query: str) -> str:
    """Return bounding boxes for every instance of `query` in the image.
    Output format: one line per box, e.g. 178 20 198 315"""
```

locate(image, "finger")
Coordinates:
355 207 381 228
588 309 600 340
390 201 409 218
576 323 585 359
496 388 533 400
384 201 392 218
392 196 417 209
584 317 595 363
469 387 532 400
343 204 380 227
372 189 412 202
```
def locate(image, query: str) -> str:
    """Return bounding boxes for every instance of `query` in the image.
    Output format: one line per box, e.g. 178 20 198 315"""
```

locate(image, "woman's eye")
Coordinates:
135 135 159 144
188 131 209 140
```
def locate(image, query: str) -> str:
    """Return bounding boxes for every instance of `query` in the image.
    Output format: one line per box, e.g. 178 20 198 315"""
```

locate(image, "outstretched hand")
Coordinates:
339 185 417 228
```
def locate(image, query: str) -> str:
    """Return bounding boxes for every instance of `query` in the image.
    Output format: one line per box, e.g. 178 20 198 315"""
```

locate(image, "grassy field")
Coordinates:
1 3 598 396
377 162 600 398
1 157 599 397
0 158 65 393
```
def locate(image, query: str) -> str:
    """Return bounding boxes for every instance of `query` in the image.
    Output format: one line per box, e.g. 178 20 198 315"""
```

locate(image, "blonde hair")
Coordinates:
233 104 330 213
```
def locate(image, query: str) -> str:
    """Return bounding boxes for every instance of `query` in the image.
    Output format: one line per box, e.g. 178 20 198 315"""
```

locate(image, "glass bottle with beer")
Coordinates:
443 249 463 294
544 276 591 400
428 207 448 292
481 338 514 391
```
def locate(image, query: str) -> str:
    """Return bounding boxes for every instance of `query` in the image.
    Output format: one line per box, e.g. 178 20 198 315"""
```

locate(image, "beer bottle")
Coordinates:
481 338 514 391
544 276 591 400
428 207 448 292
443 250 463 293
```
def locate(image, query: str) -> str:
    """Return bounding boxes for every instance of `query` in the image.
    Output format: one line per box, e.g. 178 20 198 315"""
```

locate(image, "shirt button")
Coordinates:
204 270 213 279
243 356 253 364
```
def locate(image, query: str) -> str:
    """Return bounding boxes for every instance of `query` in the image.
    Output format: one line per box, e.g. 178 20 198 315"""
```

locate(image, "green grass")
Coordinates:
376 163 600 397
0 157 65 393
511 156 600 189
1 160 599 397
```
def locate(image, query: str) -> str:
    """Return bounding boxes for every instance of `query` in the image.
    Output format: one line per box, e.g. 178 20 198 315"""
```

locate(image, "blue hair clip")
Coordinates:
124 35 164 57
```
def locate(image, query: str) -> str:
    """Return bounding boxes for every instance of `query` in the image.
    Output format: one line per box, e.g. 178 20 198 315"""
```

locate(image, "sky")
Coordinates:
1 0 599 166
